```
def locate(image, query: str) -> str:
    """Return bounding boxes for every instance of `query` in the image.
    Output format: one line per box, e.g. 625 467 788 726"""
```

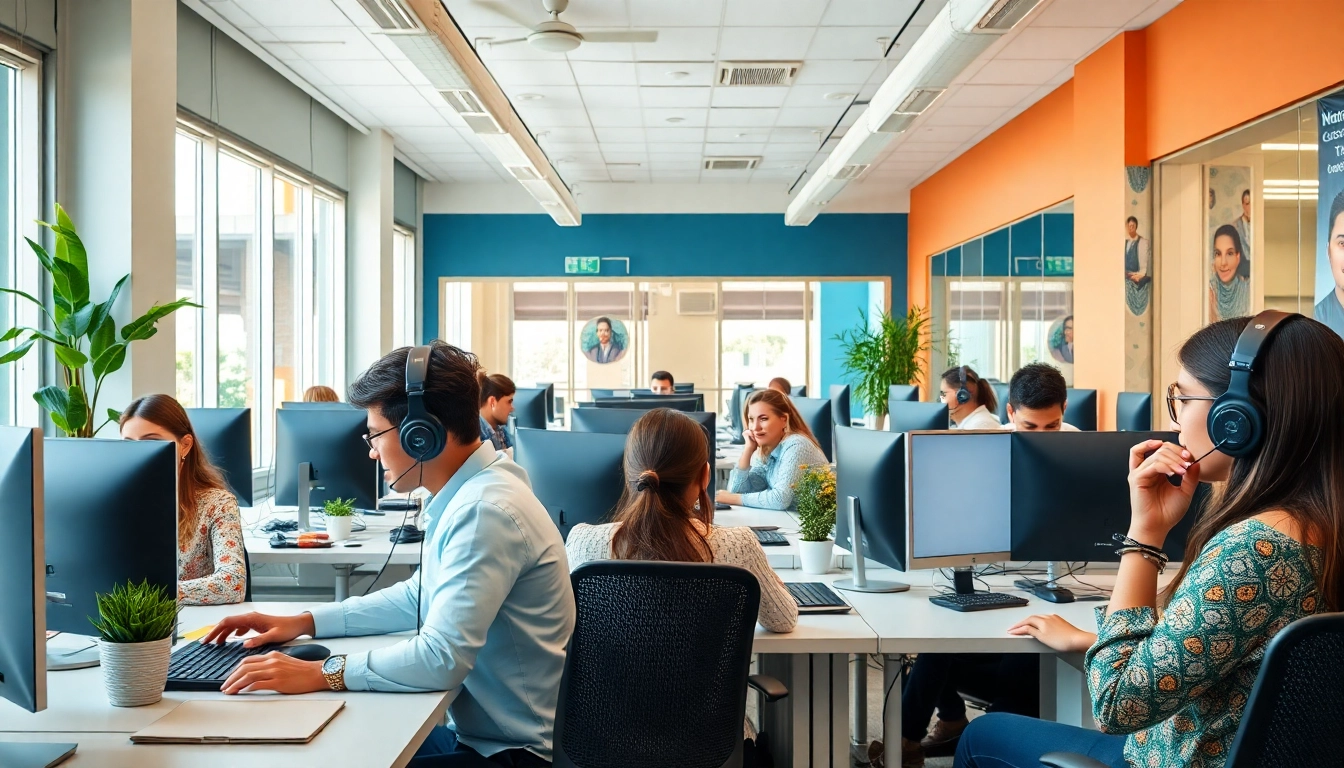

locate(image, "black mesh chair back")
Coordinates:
553 562 761 768
242 546 252 602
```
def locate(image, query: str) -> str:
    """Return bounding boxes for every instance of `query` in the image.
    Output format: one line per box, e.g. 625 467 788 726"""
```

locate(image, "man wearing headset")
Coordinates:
203 342 575 768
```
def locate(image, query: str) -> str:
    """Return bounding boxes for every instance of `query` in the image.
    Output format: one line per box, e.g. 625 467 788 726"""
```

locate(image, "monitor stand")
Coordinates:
1013 561 1076 603
833 497 909 593
45 632 100 671
296 462 322 532
0 742 78 768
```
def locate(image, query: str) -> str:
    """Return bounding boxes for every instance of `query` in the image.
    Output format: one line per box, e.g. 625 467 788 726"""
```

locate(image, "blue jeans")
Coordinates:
410 726 550 768
953 713 1127 768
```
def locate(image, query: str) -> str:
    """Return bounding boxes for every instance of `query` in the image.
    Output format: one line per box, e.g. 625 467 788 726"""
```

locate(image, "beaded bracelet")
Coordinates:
1112 533 1167 562
1115 546 1167 574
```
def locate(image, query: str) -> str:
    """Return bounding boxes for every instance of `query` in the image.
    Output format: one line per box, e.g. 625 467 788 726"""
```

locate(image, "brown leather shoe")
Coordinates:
920 716 969 750
901 737 925 768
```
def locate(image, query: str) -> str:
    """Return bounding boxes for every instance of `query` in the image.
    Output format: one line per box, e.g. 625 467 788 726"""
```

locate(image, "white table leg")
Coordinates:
333 565 355 602
882 654 903 763
851 653 868 760
1049 653 1094 729
760 653 851 767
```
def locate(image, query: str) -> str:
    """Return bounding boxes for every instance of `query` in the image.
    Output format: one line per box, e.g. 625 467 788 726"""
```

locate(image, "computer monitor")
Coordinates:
513 428 625 541
569 408 717 496
728 384 755 443
887 401 950 433
274 408 380 516
833 427 909 593
906 431 1013 569
44 439 179 639
1065 388 1098 431
673 382 694 394
789 396 833 463
185 407 253 506
1010 430 1201 563
590 389 616 399
513 387 550 430
1116 392 1153 431
790 384 808 397
888 385 919 412
280 401 357 409
990 382 1010 422
534 382 556 423
828 384 851 426
595 395 703 413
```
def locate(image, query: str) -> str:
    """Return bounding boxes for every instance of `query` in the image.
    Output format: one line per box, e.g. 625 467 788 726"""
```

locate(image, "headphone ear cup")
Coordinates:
1207 397 1263 459
400 417 445 462
956 387 970 405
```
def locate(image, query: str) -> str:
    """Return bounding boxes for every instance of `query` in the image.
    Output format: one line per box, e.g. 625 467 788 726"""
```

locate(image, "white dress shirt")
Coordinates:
953 405 1002 431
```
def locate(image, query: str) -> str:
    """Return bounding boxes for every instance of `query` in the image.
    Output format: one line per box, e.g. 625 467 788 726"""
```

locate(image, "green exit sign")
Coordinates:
1044 256 1073 277
564 257 600 275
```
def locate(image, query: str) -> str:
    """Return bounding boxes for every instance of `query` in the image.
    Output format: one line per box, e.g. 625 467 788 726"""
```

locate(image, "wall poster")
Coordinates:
1316 94 1344 339
1125 165 1153 392
1205 165 1254 323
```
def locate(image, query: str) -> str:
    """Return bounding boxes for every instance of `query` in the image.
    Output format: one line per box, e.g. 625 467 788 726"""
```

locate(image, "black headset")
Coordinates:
401 345 447 462
955 365 972 405
1207 310 1295 458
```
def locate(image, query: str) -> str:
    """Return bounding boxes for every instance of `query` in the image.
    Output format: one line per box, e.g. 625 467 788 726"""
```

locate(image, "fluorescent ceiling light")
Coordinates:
975 0 1045 31
1260 143 1318 151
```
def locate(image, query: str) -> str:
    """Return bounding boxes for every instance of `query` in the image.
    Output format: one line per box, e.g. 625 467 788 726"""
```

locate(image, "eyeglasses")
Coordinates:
362 425 398 451
1166 382 1217 424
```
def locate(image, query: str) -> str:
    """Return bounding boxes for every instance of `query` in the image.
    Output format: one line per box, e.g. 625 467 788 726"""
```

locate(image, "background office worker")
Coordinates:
1000 363 1079 431
767 376 791 395
716 388 827 511
957 314 1344 768
203 342 575 768
119 394 246 605
478 371 516 452
304 384 340 403
649 370 675 395
939 366 1001 430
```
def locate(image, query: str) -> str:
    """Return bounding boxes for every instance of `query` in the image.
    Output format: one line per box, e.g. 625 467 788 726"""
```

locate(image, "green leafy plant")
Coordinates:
0 204 200 436
88 580 178 644
323 497 356 517
833 306 932 420
794 465 837 542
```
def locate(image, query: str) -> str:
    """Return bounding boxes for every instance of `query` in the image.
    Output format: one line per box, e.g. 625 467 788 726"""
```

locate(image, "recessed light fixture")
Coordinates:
667 70 690 80
518 93 545 101
825 92 856 101
666 116 686 123
734 132 750 138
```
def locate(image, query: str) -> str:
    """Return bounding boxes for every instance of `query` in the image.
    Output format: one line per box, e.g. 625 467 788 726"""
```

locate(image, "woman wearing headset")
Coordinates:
938 366 1001 430
954 313 1344 768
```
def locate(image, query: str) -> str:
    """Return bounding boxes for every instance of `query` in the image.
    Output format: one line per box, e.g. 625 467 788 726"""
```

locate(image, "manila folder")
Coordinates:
131 699 345 744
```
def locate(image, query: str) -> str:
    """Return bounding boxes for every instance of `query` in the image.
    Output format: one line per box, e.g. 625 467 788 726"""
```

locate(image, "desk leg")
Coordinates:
760 653 850 768
881 654 902 764
334 565 355 602
850 654 869 762
1042 653 1093 729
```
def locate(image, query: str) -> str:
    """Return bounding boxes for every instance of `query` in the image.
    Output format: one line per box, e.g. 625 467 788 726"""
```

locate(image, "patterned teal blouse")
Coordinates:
1086 519 1322 768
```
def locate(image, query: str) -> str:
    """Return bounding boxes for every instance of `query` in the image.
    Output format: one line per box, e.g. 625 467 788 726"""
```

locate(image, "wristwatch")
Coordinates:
321 654 348 691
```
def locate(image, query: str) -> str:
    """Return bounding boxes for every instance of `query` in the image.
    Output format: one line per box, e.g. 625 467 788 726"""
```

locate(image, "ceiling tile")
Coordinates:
711 86 789 108
706 127 769 142
895 140 966 153
905 124 985 144
535 126 598 142
775 106 846 128
600 143 650 155
505 85 585 109
644 126 708 143
631 27 720 62
706 142 766 154
639 86 712 108
1031 0 1152 28
339 85 435 109
286 40 384 61
968 59 1074 85
282 58 332 86
718 27 815 60
724 0 826 27
233 0 348 26
791 59 882 86
592 127 647 143
570 61 639 86
636 61 717 86
807 27 893 60
784 84 856 108
629 0 725 27
820 0 927 26
588 108 646 127
576 85 640 108
546 0 630 27
381 106 453 127
707 108 779 127
643 108 710 127
517 107 594 127
997 26 1117 61
395 126 471 145
649 158 705 170
920 105 1010 127
941 84 1039 109
481 59 576 86
761 148 819 161
567 40 637 63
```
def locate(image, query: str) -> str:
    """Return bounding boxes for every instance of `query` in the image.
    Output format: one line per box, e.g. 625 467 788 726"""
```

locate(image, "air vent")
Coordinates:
875 112 917 134
439 89 485 114
975 0 1044 31
677 290 718 316
355 0 420 31
716 61 801 86
896 88 945 115
508 166 542 181
833 164 869 180
703 156 761 171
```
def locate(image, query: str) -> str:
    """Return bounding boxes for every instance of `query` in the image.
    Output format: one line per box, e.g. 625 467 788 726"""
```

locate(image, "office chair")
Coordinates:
242 547 252 602
990 381 1010 422
1115 392 1153 431
1064 388 1098 431
553 562 788 768
1042 613 1344 768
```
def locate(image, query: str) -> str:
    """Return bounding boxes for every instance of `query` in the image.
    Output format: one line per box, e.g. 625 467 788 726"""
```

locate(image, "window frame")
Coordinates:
1 45 42 427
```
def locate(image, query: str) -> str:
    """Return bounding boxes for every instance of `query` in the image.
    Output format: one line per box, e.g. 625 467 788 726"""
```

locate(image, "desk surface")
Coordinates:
243 505 424 566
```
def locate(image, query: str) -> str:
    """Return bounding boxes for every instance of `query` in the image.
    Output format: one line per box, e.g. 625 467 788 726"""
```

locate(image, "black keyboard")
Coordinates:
166 641 279 691
929 591 1030 612
786 582 848 609
755 530 788 546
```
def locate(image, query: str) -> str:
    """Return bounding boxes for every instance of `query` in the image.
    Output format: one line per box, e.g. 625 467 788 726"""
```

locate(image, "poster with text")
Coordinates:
1316 94 1344 339
1206 166 1253 323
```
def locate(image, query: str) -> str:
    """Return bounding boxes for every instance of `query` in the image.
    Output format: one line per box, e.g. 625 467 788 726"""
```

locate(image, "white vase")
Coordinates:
325 515 354 542
798 539 835 575
101 637 171 707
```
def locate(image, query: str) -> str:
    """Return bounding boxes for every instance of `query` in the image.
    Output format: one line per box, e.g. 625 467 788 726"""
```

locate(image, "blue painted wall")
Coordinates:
819 281 872 420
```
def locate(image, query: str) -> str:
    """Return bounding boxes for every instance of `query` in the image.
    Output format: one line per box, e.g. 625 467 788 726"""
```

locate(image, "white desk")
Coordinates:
0 603 449 768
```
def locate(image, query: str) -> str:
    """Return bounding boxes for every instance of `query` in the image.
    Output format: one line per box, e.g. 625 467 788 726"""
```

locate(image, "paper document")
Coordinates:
131 699 345 744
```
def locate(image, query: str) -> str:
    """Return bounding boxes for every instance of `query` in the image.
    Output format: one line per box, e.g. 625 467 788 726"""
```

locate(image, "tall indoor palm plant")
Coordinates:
833 306 931 430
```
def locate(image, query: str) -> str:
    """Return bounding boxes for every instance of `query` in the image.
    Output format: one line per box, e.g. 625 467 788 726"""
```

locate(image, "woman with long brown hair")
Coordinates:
303 385 340 403
954 313 1344 768
120 394 246 605
716 388 828 511
565 408 797 633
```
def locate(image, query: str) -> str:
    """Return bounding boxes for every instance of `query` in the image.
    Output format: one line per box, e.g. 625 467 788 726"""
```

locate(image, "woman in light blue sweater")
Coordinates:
717 388 828 511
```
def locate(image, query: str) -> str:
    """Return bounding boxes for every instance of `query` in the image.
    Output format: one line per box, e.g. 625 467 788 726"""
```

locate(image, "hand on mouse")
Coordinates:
221 652 327 695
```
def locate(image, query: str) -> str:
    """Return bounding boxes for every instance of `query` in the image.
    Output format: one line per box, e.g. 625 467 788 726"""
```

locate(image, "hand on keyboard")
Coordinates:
201 611 316 649
220 651 329 696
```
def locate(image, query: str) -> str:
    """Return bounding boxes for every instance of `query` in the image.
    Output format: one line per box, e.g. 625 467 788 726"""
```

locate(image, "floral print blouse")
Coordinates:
1086 519 1322 768
178 488 248 605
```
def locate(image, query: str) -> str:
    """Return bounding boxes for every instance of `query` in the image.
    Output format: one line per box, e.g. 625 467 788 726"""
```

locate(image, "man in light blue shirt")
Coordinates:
204 343 575 767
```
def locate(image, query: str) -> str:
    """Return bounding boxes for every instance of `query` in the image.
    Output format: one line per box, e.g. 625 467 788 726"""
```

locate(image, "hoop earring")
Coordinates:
694 500 701 512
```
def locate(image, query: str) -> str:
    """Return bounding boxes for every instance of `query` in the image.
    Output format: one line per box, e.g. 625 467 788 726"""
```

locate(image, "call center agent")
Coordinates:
649 370 676 395
767 376 791 395
938 366 1001 430
478 371 516 453
716 388 828 511
203 342 575 768
956 313 1344 768
1000 362 1079 432
120 394 246 606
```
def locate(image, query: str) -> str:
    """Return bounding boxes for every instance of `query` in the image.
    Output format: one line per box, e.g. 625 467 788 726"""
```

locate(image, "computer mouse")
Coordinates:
281 644 331 662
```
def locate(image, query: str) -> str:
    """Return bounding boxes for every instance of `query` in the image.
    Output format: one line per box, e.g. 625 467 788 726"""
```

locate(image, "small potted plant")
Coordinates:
794 465 837 574
323 497 356 541
90 580 177 707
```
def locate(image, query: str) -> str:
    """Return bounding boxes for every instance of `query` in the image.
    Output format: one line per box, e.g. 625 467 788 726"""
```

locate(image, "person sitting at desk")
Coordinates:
304 385 340 403
119 394 246 606
203 342 575 768
955 313 1344 768
1000 362 1079 432
649 370 676 395
767 376 791 395
715 389 828 511
939 366 1001 430
478 371 515 453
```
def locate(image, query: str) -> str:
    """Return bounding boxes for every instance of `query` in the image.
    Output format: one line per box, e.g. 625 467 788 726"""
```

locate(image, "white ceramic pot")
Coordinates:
325 515 354 542
101 637 171 707
798 539 835 575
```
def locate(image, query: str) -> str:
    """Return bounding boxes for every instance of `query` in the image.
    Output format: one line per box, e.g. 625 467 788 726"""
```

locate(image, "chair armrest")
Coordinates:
747 674 788 702
1040 752 1112 768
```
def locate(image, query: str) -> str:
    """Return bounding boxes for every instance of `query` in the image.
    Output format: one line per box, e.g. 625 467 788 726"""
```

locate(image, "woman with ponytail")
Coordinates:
939 365 1001 430
565 408 797 634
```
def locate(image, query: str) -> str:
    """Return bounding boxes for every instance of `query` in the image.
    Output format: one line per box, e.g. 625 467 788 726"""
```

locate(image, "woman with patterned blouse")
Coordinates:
716 388 829 511
955 314 1344 768
120 394 247 605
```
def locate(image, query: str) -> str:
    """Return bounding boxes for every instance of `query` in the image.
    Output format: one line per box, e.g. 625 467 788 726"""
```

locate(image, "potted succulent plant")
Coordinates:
323 497 356 541
794 465 838 574
89 580 178 707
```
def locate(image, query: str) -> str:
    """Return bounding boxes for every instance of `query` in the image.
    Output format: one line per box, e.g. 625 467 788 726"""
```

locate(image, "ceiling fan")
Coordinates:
475 0 658 53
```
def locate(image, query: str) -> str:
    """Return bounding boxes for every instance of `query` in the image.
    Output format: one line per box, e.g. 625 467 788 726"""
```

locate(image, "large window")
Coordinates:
392 227 416 347
0 50 40 427
175 122 346 467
